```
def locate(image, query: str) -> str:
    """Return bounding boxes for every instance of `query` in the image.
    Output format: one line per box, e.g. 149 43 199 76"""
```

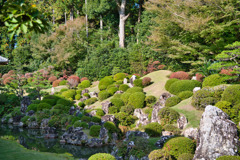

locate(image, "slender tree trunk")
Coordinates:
52 9 55 24
70 8 74 21
100 15 103 42
85 0 88 38
65 11 67 24
116 0 129 48
137 0 143 44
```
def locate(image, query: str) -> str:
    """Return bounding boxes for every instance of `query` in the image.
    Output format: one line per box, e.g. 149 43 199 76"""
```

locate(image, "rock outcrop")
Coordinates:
151 103 164 123
177 116 188 129
101 115 116 123
60 127 88 145
125 131 149 141
134 109 149 127
101 101 111 114
193 105 239 160
182 128 198 140
159 92 172 106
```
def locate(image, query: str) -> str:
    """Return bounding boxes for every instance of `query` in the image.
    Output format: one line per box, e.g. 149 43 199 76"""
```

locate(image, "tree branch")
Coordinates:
123 13 130 21
115 0 121 8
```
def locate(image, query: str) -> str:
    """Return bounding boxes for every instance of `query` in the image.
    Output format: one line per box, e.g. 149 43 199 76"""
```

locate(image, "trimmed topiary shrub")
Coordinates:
109 106 119 114
115 112 137 126
121 92 131 104
89 125 101 137
169 80 201 95
120 105 135 115
98 90 110 101
103 121 118 133
128 92 146 109
83 93 90 98
145 95 157 105
133 79 143 87
165 78 179 91
144 122 162 137
81 116 91 122
191 89 214 110
222 85 240 105
99 77 114 91
21 116 30 125
48 76 57 83
163 124 181 135
200 97 218 109
73 121 88 129
110 98 124 108
75 94 81 100
158 107 180 124
202 74 225 87
177 153 194 160
57 99 72 106
215 101 232 116
216 156 240 160
164 137 196 159
142 77 151 86
60 88 68 92
76 89 82 95
41 99 56 106
126 87 143 93
119 84 130 92
107 87 118 96
165 96 181 107
59 80 67 86
27 104 38 112
96 109 105 116
91 116 101 123
37 103 52 111
78 80 91 89
52 80 61 87
148 149 166 160
170 71 190 80
178 91 193 100
114 73 126 81
62 90 76 99
78 102 85 108
89 153 116 160
85 97 98 105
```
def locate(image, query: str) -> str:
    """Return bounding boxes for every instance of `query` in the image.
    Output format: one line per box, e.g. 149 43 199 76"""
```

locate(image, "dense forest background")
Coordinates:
1 0 240 80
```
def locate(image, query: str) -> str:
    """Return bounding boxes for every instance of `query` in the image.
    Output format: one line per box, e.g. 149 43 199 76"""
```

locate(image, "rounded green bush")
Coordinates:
163 124 181 135
107 87 118 96
148 149 167 160
177 153 194 160
78 101 85 108
27 104 38 112
89 125 102 137
78 80 91 89
145 95 157 104
114 73 126 81
128 92 146 109
37 103 52 111
71 117 81 124
83 93 90 98
200 97 217 109
165 78 179 91
81 116 91 122
76 89 82 95
126 87 143 93
191 89 214 110
50 109 62 115
164 137 196 159
85 97 98 105
91 116 101 123
61 90 76 99
121 92 131 104
165 96 181 107
75 94 82 100
59 80 67 86
60 88 68 92
66 124 73 130
119 84 129 92
120 105 135 115
178 91 193 100
103 121 118 133
216 156 240 160
144 122 162 137
115 112 137 126
110 98 124 108
99 77 114 91
222 85 240 105
158 107 180 124
109 106 119 114
98 90 110 101
169 80 201 95
73 121 88 129
57 99 72 106
32 100 41 104
215 101 232 116
96 109 105 116
21 116 30 125
89 153 116 160
41 99 56 106
133 79 143 87
202 74 225 87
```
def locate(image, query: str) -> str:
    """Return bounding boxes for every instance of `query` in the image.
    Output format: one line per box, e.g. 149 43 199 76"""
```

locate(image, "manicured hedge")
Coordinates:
121 92 131 104
177 91 193 100
169 80 201 95
119 84 130 91
177 153 194 160
126 87 143 93
144 122 162 137
73 121 89 129
89 153 116 160
165 78 179 91
165 96 181 107
158 107 180 124
148 149 165 160
107 87 118 95
216 156 240 160
128 92 146 109
202 74 225 87
37 103 52 111
99 77 114 90
110 98 124 108
98 90 110 101
78 80 91 89
215 101 232 116
85 97 98 105
89 125 101 137
145 95 157 104
113 73 126 81
133 79 143 87
222 85 240 105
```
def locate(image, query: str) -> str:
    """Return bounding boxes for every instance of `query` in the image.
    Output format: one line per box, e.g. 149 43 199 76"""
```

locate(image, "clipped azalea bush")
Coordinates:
114 73 126 81
121 92 131 104
164 137 196 159
120 105 135 115
89 125 102 137
85 97 98 105
177 91 193 100
216 156 240 160
103 121 118 133
163 124 181 135
142 77 151 86
109 106 119 114
48 76 57 83
78 101 85 108
91 116 101 123
144 122 162 137
126 87 143 93
119 84 130 91
62 89 76 99
196 73 204 82
202 74 225 87
99 77 114 90
78 80 91 89
148 149 166 160
177 153 194 160
191 89 214 110
133 79 143 87
169 80 201 95
41 99 57 106
89 153 116 160
75 94 81 100
170 71 190 80
107 87 118 95
128 92 146 109
110 98 124 108
145 95 157 104
81 116 91 122
73 121 88 129
98 90 110 101
27 104 38 112
37 103 52 111
96 109 105 116
165 78 179 91
165 96 181 107
57 99 72 106
222 85 240 105
215 101 232 116
158 107 180 124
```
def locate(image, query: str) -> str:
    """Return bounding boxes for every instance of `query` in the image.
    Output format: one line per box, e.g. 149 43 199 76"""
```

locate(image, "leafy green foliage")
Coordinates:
81 116 91 123
145 95 157 104
202 74 225 87
119 84 130 92
99 77 114 91
78 80 91 89
165 96 181 107
89 125 101 137
163 124 181 135
222 85 240 105
144 122 162 137
115 112 137 126
177 153 194 160
126 87 143 93
169 80 201 95
85 97 98 105
89 153 116 160
216 156 240 160
98 90 110 101
215 101 232 116
114 73 126 81
177 91 193 100
110 98 124 108
133 79 143 88
73 121 88 129
103 121 118 133
37 103 52 111
107 87 118 96
158 108 180 124
128 92 146 109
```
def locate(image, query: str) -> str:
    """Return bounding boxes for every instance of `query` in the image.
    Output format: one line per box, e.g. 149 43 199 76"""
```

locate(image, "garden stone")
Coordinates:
193 105 239 160
27 110 35 116
125 131 149 141
162 131 173 136
69 106 76 115
89 110 97 117
89 91 98 98
130 75 136 86
43 127 58 139
51 87 55 95
21 96 31 113
60 127 88 145
40 118 50 129
80 97 88 102
123 78 128 84
13 115 23 123
101 115 116 123
99 127 109 144
193 87 201 93
101 101 112 114
115 90 124 94
177 116 188 129
134 109 149 127
159 92 172 106
111 133 118 145
1 117 6 123
28 121 39 129
182 128 198 140
87 138 103 147
81 89 89 95
8 118 13 124
151 103 164 123
18 122 24 127
155 135 174 148
191 76 197 80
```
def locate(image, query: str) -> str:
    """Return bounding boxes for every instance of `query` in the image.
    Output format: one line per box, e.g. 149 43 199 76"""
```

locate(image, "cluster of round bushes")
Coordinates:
85 97 98 105
99 77 114 90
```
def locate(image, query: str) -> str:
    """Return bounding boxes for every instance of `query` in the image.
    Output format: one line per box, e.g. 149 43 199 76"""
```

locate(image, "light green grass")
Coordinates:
0 139 74 160
172 98 203 128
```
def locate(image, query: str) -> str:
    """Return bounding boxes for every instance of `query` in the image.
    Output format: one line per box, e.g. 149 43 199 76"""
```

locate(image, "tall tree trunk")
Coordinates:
65 11 67 24
100 15 103 42
70 8 74 21
116 0 130 48
137 0 143 44
52 9 55 24
85 0 88 38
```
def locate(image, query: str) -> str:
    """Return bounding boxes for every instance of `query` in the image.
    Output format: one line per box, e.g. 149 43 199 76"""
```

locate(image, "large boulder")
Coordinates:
182 128 198 140
159 92 172 106
193 105 239 160
177 116 188 129
125 131 149 141
151 103 164 123
134 109 149 127
101 115 116 123
87 138 103 147
60 127 88 145
89 92 98 98
101 101 111 114
40 118 50 129
129 75 136 88
99 127 109 144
